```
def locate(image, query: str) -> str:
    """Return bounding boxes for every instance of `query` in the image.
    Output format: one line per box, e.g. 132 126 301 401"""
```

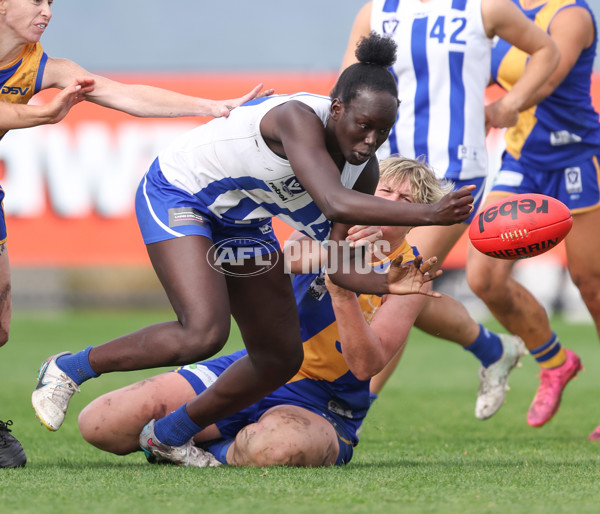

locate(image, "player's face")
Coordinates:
375 178 414 238
333 90 397 166
2 0 53 44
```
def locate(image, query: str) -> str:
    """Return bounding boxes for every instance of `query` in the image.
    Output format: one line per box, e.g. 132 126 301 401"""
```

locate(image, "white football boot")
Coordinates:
140 419 222 467
32 352 80 431
475 335 527 420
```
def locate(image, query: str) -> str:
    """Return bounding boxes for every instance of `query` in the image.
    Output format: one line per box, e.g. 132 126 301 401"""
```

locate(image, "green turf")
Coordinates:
1 309 599 513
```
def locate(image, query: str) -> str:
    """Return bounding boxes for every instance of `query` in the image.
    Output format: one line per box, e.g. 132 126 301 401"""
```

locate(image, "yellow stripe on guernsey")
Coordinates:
0 43 45 139
498 0 576 159
289 240 415 383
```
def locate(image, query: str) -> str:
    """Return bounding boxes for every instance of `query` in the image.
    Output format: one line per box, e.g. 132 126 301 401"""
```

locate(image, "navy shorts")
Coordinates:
490 152 600 214
174 351 358 466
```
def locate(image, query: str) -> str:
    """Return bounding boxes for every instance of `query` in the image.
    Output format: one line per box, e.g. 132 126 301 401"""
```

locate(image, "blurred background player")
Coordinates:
0 0 271 468
78 157 452 467
466 0 600 438
340 0 559 418
33 34 475 467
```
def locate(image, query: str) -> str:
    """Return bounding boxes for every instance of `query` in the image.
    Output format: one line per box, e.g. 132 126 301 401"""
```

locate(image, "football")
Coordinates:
469 193 572 260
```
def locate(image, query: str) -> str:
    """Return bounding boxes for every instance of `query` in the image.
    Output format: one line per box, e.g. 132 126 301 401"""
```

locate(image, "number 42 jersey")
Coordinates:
371 0 492 181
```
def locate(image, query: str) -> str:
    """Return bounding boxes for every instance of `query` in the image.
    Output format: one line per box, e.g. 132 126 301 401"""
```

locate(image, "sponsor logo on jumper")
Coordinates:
475 197 549 235
1 86 29 95
266 176 306 203
168 207 205 227
550 131 582 146
306 272 328 301
565 167 582 194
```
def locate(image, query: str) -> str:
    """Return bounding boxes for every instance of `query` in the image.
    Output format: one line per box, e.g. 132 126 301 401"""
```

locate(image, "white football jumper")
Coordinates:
371 0 492 180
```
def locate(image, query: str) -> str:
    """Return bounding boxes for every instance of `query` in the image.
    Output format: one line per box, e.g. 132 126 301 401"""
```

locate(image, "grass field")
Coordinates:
1 309 599 513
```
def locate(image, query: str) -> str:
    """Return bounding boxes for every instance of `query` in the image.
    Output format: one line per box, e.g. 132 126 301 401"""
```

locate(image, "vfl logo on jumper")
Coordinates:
565 167 582 195
266 176 306 203
207 237 279 277
168 207 205 227
382 18 399 34
258 223 273 235
1 86 29 95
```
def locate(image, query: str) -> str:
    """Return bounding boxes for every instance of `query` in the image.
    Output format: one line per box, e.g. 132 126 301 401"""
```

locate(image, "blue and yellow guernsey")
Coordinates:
491 0 600 169
273 239 417 443
0 43 48 141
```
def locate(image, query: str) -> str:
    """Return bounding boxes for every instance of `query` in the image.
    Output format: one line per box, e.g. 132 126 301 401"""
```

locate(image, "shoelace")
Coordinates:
0 419 14 445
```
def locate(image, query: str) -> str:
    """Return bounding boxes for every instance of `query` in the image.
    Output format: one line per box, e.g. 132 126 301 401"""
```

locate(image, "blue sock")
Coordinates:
464 324 503 368
204 439 234 465
56 347 98 386
154 404 204 447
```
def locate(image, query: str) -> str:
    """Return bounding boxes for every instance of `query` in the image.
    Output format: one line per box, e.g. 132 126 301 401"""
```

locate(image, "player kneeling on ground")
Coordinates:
78 156 450 467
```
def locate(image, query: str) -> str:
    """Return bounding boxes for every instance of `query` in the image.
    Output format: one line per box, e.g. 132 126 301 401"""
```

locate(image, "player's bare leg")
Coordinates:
33 235 233 431
226 405 339 467
467 245 550 346
402 220 526 420
467 230 581 427
139 252 305 466
564 207 600 439
0 243 12 347
565 207 600 339
79 372 196 455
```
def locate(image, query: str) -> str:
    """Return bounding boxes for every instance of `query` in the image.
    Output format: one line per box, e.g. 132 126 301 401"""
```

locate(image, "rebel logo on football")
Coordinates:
475 197 549 234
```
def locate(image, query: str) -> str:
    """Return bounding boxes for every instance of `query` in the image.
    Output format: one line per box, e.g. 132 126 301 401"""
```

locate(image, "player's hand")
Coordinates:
485 98 519 132
429 185 475 225
46 77 95 124
345 225 383 249
213 83 275 118
386 254 442 297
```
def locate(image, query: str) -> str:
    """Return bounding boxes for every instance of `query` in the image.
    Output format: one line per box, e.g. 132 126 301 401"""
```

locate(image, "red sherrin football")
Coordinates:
469 193 572 260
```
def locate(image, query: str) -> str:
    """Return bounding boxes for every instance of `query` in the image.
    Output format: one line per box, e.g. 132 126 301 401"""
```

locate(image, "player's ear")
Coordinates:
330 98 343 121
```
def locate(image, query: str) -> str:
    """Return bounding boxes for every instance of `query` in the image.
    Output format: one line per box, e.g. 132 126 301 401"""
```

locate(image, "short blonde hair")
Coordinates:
378 155 454 205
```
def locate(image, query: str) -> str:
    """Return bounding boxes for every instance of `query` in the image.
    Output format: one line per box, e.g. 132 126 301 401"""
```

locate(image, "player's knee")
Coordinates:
78 402 112 451
466 264 499 302
78 400 136 455
169 320 230 365
236 420 299 466
0 327 9 347
261 344 304 385
571 272 600 311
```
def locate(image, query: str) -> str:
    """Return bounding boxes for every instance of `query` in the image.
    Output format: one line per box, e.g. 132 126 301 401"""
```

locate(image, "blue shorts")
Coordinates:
135 159 281 258
174 351 358 466
452 177 486 224
489 152 600 214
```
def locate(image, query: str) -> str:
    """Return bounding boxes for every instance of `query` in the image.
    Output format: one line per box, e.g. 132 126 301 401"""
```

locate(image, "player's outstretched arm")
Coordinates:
326 268 429 380
0 78 94 131
43 57 272 119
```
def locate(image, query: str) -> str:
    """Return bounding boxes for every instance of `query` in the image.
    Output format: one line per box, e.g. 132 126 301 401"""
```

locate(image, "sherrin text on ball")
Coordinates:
469 193 572 259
